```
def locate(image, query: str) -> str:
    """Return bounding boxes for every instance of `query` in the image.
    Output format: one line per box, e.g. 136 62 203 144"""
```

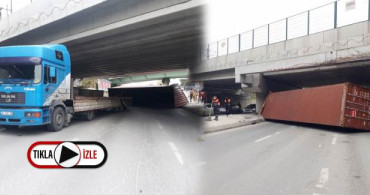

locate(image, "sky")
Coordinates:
206 0 338 43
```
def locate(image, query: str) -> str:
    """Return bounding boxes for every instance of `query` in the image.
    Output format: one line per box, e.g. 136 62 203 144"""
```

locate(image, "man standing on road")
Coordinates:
212 96 221 121
225 97 232 117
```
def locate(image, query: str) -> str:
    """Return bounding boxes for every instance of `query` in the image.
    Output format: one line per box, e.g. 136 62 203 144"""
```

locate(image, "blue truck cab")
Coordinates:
0 45 72 131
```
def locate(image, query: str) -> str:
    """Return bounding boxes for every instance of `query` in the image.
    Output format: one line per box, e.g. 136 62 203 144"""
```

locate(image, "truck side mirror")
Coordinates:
49 67 56 77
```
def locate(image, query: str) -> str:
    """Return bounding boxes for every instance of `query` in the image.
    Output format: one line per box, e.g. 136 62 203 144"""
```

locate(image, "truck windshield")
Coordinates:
0 57 42 84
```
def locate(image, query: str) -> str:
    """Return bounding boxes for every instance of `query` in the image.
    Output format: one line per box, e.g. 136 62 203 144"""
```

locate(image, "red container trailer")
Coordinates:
261 83 370 130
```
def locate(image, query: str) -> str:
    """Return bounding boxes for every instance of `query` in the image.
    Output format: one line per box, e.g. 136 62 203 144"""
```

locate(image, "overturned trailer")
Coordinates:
109 85 188 108
261 83 370 131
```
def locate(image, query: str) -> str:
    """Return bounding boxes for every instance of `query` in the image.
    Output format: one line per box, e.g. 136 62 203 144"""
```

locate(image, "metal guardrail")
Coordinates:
202 0 370 60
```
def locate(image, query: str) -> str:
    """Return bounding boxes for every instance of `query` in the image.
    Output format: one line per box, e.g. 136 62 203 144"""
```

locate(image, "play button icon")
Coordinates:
54 142 81 168
59 146 79 164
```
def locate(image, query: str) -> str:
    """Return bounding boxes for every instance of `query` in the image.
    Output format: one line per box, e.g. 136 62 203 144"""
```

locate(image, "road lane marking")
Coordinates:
254 131 281 143
203 122 268 137
197 162 207 167
168 142 184 165
135 122 147 194
316 168 329 188
331 134 337 145
255 135 272 143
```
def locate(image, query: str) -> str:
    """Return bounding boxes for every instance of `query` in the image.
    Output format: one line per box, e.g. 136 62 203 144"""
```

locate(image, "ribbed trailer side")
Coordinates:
173 85 188 108
261 83 370 130
343 84 370 130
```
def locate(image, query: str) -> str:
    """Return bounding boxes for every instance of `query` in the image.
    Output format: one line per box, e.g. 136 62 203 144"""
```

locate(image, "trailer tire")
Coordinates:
86 111 95 121
47 107 65 132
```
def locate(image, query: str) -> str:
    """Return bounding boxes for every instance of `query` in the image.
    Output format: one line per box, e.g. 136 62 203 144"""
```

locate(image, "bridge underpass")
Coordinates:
193 15 370 112
190 69 255 107
0 0 204 79
0 0 203 113
0 1 205 193
201 79 255 107
262 60 370 90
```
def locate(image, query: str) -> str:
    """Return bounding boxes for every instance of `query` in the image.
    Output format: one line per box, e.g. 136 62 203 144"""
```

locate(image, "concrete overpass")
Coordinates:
109 69 188 86
191 1 370 111
0 0 204 79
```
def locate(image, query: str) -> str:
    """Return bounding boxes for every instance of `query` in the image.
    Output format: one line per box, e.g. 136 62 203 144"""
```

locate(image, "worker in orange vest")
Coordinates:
212 96 221 120
200 90 205 103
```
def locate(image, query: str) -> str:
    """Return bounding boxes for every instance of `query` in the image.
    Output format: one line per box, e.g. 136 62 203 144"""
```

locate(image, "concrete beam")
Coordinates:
1 0 204 78
109 69 188 85
0 0 105 42
190 68 235 82
51 0 204 44
197 20 370 78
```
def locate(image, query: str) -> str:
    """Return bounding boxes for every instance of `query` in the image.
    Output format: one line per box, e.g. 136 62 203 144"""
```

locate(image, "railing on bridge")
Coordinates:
202 0 370 60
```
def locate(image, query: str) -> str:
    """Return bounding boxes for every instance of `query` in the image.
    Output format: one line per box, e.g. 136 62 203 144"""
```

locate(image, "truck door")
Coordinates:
43 65 58 106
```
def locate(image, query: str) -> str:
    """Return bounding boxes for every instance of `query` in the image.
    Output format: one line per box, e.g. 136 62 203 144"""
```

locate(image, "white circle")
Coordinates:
54 142 81 168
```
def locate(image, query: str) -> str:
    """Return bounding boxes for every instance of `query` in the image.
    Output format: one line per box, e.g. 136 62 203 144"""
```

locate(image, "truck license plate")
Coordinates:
1 111 13 116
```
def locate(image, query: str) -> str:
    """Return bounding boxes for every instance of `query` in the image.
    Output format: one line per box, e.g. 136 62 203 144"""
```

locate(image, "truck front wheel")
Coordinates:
47 107 65 132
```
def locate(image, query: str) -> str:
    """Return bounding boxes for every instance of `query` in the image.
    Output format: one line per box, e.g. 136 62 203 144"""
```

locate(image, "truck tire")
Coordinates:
47 107 65 132
86 111 95 121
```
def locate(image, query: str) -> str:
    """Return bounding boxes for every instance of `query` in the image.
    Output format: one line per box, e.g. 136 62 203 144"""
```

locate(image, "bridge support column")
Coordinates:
255 93 268 114
240 73 268 114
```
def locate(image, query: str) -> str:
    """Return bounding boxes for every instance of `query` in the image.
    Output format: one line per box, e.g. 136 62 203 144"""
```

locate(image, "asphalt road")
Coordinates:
0 107 202 195
198 121 370 195
2 109 370 195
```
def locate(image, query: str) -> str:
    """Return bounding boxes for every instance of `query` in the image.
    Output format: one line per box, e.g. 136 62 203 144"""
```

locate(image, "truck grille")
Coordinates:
0 92 25 104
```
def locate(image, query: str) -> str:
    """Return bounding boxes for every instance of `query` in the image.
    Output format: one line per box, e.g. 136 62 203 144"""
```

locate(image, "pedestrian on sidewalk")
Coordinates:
200 90 205 103
189 89 193 102
212 96 221 121
225 97 232 117
193 89 198 102
198 89 202 103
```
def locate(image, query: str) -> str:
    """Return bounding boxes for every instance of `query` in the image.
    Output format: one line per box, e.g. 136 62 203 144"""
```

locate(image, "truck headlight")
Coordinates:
25 112 41 118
